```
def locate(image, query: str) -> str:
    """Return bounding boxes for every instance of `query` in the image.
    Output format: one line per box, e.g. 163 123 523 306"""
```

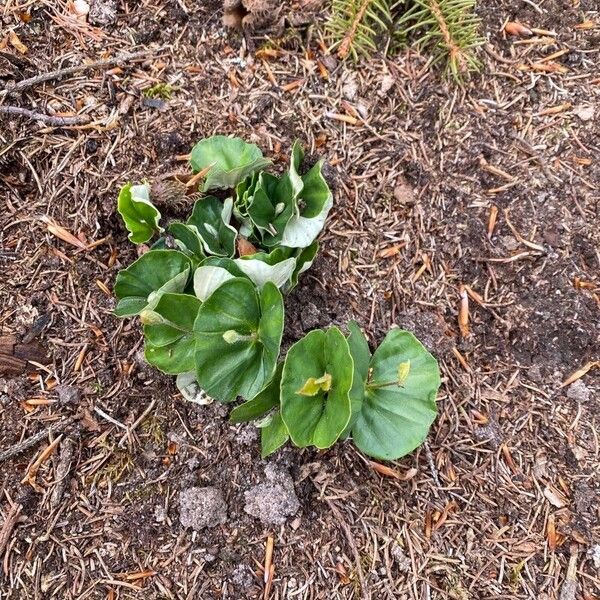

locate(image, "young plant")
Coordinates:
114 135 441 464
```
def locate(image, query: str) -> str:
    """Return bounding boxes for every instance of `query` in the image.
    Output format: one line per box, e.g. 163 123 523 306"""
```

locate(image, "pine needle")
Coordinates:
326 0 483 80
338 0 374 59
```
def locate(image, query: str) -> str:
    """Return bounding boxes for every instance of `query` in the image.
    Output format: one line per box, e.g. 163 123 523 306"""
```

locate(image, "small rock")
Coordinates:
154 505 167 523
179 487 227 531
393 177 417 205
300 302 321 331
378 73 395 96
236 425 258 446
566 380 591 403
89 0 117 26
391 543 411 572
341 71 358 101
230 564 255 591
56 385 80 405
244 465 299 525
573 105 595 122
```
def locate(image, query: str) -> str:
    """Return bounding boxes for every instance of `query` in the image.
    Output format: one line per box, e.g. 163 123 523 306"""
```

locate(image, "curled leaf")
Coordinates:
114 250 191 317
117 183 163 244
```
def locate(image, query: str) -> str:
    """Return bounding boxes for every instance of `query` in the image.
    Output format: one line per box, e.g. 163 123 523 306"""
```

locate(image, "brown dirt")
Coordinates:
1 1 599 599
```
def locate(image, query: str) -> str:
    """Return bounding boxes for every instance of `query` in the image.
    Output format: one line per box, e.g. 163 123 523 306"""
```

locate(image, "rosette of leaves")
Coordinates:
235 142 333 249
228 321 440 460
190 136 271 191
193 278 284 402
345 323 440 460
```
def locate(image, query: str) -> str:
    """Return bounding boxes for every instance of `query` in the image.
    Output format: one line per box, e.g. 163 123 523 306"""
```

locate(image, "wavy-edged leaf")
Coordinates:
117 183 162 244
286 241 319 291
194 279 284 402
187 196 237 257
281 327 353 449
281 161 333 248
190 136 271 191
114 250 191 317
351 329 440 461
143 293 201 374
234 248 296 290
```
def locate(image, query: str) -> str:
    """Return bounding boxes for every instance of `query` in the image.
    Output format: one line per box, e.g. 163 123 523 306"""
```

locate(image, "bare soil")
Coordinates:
1 1 599 599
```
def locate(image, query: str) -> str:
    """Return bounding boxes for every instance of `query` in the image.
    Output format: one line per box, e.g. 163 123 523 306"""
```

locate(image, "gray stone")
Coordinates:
566 380 591 403
244 465 299 525
89 0 117 26
56 385 80 405
179 487 227 531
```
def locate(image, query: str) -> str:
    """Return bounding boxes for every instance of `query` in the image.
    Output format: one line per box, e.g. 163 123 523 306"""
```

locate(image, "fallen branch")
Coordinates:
0 415 76 465
0 106 90 126
2 50 156 96
0 503 22 558
50 437 76 509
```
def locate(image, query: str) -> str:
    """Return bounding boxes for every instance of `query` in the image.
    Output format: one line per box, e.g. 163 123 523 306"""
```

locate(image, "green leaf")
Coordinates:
234 248 296 290
143 293 201 374
168 222 207 260
117 183 163 244
281 161 333 248
260 411 289 458
187 196 237 257
229 362 283 423
114 250 191 317
346 321 371 419
190 136 271 191
193 279 284 402
280 327 353 449
286 241 319 291
351 329 440 461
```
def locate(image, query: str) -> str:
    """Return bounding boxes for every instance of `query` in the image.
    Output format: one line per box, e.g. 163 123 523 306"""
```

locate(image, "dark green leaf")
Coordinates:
260 411 289 458
117 183 162 244
187 196 237 257
229 362 283 423
194 279 284 402
351 329 440 461
114 250 191 317
280 327 353 449
143 293 201 374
